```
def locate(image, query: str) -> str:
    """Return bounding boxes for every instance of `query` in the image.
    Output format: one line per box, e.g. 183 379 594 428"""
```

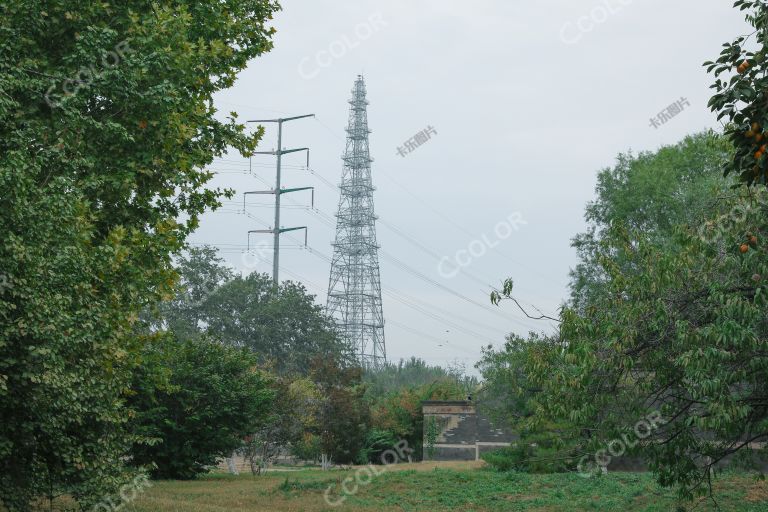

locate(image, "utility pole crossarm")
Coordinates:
279 226 305 233
253 148 308 158
244 113 314 286
248 226 308 248
263 147 310 166
280 186 315 208
279 226 308 246
243 190 275 211
246 114 315 124
278 147 308 155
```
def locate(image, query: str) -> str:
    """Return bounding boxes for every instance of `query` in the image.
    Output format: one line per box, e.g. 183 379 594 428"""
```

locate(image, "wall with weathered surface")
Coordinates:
422 400 517 461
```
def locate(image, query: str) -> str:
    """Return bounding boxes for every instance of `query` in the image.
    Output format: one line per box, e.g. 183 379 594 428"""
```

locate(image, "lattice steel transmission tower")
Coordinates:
327 76 386 369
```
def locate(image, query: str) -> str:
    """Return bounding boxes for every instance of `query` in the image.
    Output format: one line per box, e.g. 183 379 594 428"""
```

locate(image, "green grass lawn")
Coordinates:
124 463 768 512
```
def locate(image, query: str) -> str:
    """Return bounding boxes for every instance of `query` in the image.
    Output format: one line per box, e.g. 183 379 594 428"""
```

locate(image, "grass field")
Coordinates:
124 462 768 512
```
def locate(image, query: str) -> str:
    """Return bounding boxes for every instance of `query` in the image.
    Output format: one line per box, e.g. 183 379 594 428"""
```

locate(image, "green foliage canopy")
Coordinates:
149 246 349 375
491 191 768 498
128 335 273 480
707 0 768 187
569 132 731 310
204 272 350 375
0 0 278 508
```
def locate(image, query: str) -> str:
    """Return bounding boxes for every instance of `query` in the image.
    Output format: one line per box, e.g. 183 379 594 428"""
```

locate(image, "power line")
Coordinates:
243 182 543 333
313 114 564 287
383 286 503 337
278 265 484 359
202 111 553 343
298 244 518 344
187 233 505 356
382 288 498 346
230 166 547 333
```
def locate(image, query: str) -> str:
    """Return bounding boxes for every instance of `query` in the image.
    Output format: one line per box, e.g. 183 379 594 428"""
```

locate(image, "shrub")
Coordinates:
357 429 399 464
128 335 273 479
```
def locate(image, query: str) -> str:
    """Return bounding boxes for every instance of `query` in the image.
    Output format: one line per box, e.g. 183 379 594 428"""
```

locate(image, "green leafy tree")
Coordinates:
357 429 400 464
364 357 478 461
369 377 468 461
309 357 370 468
493 190 768 498
128 335 273 480
476 332 582 473
363 357 478 399
150 245 235 340
243 376 320 473
476 333 553 426
203 273 350 375
485 134 737 478
0 0 278 508
707 0 768 186
291 432 322 463
569 131 731 310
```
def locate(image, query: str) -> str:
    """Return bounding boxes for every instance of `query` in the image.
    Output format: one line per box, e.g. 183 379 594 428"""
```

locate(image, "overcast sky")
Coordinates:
192 0 750 373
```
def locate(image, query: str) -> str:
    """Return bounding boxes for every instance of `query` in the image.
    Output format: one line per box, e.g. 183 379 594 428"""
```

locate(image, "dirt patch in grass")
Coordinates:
745 479 768 502
348 460 487 472
502 493 540 501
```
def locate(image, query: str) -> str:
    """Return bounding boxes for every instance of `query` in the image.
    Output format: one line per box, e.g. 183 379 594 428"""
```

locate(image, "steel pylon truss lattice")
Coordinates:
327 76 386 369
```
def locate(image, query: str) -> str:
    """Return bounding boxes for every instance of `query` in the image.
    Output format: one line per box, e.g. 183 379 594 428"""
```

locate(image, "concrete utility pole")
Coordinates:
246 114 314 286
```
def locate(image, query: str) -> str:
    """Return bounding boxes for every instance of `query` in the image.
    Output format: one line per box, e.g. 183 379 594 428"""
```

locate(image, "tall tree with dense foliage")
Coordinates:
128 335 273 480
485 133 737 477
150 246 235 340
0 0 279 508
309 357 370 468
491 155 768 497
204 272 350 375
563 193 766 495
569 131 731 310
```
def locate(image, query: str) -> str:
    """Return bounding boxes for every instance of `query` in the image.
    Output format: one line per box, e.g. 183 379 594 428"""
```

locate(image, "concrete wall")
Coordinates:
423 401 768 471
422 400 516 461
